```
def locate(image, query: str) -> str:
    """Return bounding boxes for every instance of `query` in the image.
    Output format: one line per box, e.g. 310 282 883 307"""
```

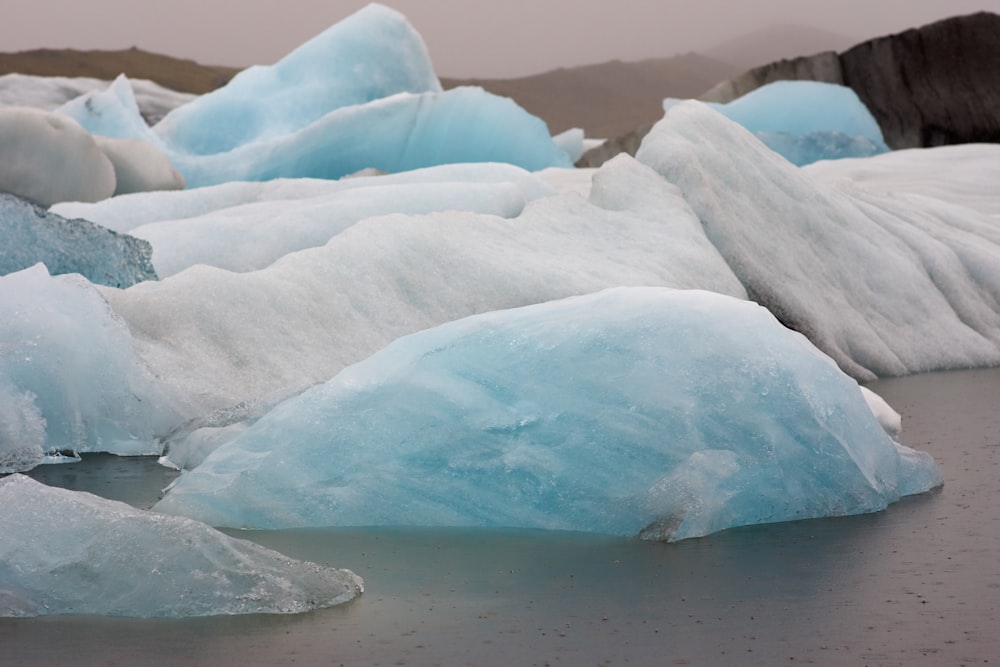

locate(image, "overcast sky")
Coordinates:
3 0 996 77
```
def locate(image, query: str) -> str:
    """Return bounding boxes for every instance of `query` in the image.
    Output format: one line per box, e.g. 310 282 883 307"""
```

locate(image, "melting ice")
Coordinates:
154 288 942 541
0 475 362 617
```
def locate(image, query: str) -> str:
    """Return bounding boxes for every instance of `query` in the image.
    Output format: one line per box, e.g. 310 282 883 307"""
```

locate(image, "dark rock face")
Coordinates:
579 12 1000 165
0 193 157 288
840 13 1000 149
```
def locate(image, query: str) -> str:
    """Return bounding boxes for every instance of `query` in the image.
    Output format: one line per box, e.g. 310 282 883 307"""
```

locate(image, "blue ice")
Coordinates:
0 474 362 617
664 81 889 165
57 4 570 188
154 288 942 541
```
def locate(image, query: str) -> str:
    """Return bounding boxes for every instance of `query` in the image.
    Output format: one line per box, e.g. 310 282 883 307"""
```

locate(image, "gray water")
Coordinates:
3 368 999 666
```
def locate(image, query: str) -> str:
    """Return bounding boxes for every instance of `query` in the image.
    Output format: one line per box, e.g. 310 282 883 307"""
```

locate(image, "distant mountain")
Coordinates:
0 48 240 95
704 24 857 71
442 54 739 139
581 12 1000 166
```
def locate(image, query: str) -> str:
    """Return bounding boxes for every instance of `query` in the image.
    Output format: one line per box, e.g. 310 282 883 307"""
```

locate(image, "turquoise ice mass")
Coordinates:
2 1 999 618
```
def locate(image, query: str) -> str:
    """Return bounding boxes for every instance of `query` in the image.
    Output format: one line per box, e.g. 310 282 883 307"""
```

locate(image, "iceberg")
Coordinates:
56 6 569 188
154 287 942 540
665 81 889 165
636 101 1000 381
153 3 442 155
165 86 573 189
93 135 185 196
0 475 362 617
0 193 157 287
0 265 176 471
0 107 115 206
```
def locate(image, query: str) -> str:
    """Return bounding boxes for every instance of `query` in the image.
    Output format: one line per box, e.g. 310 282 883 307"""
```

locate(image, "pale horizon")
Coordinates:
1 0 996 78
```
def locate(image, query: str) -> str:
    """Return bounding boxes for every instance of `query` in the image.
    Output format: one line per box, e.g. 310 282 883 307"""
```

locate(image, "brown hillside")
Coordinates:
443 53 738 138
0 48 240 94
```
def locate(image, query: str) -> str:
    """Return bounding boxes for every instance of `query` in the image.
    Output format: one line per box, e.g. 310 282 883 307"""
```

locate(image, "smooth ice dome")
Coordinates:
0 475 362 617
665 81 889 165
0 107 115 206
154 288 942 541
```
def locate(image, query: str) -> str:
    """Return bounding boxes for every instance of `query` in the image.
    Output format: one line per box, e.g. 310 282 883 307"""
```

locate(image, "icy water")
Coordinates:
3 368 999 666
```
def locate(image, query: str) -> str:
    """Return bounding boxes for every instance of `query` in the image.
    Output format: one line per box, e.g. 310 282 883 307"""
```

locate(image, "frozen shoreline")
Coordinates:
3 367 998 665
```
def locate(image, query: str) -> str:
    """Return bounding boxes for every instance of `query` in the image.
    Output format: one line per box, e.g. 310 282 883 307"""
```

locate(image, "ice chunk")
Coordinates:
154 287 941 540
0 265 176 461
52 8 568 186
636 101 1000 381
665 81 889 165
754 130 886 166
0 193 157 287
0 475 362 617
57 74 163 147
93 136 185 196
0 72 195 124
0 107 115 206
170 87 572 188
154 4 441 155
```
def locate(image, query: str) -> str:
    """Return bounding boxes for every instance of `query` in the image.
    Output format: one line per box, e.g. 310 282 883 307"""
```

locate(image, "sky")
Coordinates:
3 0 997 78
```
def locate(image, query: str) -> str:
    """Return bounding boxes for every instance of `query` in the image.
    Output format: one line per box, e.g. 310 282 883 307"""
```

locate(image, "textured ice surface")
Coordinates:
665 81 888 165
0 107 114 206
804 143 1000 220
637 101 1000 381
54 163 556 277
0 475 362 617
58 74 164 146
0 193 157 287
154 288 942 539
98 154 743 427
0 265 176 470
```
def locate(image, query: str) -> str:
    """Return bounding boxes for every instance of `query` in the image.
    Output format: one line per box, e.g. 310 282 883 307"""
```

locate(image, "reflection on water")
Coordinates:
3 369 998 665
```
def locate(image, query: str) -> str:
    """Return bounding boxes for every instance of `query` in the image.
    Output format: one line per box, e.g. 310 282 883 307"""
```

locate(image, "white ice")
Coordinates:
0 72 195 124
0 474 362 617
53 163 557 277
154 287 941 540
636 101 1000 381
